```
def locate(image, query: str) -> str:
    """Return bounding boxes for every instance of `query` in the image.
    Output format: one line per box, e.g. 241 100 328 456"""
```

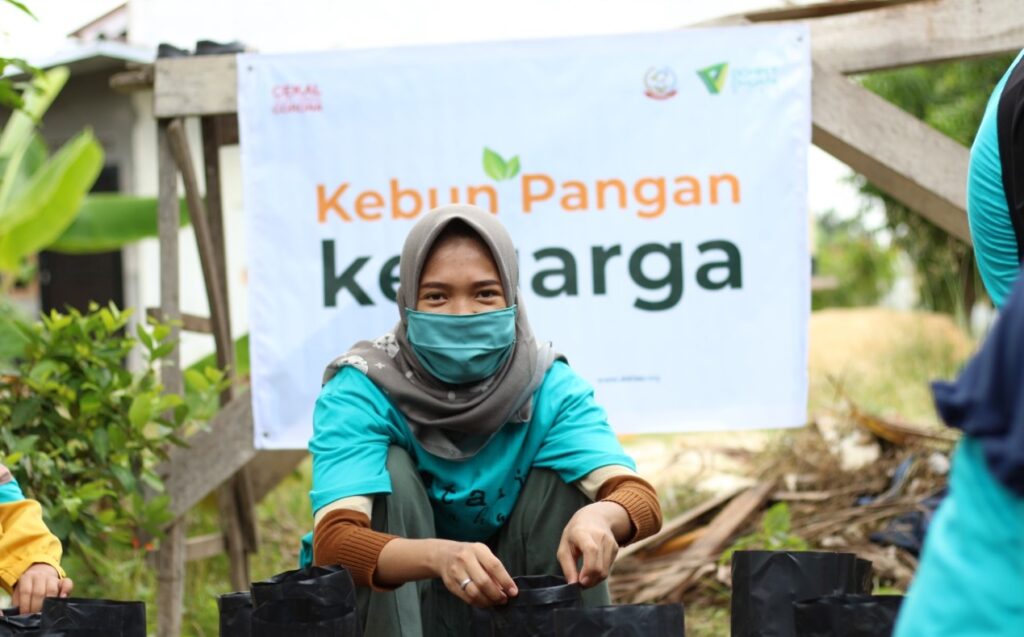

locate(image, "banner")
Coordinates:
239 26 811 450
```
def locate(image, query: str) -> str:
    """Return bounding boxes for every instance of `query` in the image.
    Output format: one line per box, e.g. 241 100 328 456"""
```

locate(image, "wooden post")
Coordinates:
166 118 254 591
201 114 260 554
155 119 185 637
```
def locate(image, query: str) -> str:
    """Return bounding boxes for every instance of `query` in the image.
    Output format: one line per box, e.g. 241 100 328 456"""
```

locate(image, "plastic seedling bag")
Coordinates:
471 575 583 636
553 603 685 636
250 598 359 637
218 591 253 637
731 551 863 637
0 610 41 637
39 598 146 637
793 594 904 637
250 565 356 612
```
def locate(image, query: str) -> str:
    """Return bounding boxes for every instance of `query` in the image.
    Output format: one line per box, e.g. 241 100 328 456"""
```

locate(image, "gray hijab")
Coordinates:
323 204 559 460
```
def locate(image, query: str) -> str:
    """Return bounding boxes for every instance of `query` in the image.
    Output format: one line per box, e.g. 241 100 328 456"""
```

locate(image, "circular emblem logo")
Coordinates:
644 67 678 100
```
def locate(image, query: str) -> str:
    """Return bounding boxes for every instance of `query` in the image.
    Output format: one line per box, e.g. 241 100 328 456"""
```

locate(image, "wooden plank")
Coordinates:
809 0 1024 75
186 533 226 562
616 487 741 561
812 62 972 243
146 307 213 334
634 479 776 603
155 54 238 117
702 0 1023 75
155 119 185 637
109 65 154 94
745 0 922 22
250 450 309 502
166 119 233 359
167 450 307 564
153 1 1024 118
160 390 256 518
155 521 185 637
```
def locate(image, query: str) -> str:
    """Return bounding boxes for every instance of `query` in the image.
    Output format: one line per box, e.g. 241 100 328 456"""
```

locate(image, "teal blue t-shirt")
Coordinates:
967 50 1024 308
0 476 24 504
308 361 636 544
893 439 1024 637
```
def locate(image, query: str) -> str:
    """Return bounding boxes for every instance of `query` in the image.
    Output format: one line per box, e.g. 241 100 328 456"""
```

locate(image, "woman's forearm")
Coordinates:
374 537 450 586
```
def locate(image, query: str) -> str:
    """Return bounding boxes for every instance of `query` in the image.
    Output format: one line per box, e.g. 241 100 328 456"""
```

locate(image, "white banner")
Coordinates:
239 26 811 450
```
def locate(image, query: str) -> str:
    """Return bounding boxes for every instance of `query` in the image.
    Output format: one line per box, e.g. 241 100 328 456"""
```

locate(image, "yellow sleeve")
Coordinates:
0 499 65 593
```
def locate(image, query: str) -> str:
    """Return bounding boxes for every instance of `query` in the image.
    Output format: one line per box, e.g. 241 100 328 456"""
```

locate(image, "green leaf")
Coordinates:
155 394 183 412
0 129 104 272
135 323 154 350
152 323 171 343
75 480 112 502
482 147 507 182
0 309 30 361
91 427 109 457
203 366 225 383
0 67 68 212
3 451 22 465
48 195 191 254
184 369 210 392
10 396 40 427
151 342 175 360
1 133 47 203
28 359 59 383
504 156 521 180
128 394 154 429
3 0 38 20
110 464 135 491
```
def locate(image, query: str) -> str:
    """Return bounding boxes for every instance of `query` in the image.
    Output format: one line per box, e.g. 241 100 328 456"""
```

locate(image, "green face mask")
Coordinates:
405 306 518 384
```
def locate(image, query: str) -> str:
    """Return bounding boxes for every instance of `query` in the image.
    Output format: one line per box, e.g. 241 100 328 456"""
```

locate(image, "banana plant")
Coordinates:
0 66 104 281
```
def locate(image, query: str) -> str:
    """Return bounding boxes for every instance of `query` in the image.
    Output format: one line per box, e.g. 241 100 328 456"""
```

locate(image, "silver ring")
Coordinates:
459 577 473 591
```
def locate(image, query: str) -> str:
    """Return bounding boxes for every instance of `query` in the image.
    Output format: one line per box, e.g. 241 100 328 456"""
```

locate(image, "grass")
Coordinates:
39 307 973 636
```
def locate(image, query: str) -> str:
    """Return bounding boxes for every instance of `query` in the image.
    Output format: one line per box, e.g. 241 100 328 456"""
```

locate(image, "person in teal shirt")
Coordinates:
305 204 663 637
893 274 1024 636
967 50 1024 308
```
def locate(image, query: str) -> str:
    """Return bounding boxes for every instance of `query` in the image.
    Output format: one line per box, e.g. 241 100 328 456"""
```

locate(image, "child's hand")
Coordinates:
12 563 73 614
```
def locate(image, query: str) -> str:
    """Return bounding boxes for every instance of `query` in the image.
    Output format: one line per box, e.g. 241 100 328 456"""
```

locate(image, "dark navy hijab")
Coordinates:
932 269 1024 496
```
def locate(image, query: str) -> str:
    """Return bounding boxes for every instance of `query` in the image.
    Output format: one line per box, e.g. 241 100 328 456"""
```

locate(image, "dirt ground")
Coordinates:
621 307 974 508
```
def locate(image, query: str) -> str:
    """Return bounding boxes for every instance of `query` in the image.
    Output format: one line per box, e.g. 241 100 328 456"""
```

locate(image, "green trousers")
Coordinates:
357 446 610 637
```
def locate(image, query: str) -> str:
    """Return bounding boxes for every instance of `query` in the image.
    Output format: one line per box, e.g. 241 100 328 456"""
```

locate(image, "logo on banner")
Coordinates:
271 83 323 114
482 147 522 182
696 62 729 95
644 67 678 100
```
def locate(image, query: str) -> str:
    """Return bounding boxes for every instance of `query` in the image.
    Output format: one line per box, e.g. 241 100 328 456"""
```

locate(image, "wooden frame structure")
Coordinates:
140 0 1023 633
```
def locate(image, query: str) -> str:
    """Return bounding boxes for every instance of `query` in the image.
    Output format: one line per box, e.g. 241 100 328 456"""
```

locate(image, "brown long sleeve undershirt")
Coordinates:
312 476 663 588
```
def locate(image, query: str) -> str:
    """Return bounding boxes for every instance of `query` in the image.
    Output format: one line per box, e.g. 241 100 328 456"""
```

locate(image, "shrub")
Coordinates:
0 302 224 569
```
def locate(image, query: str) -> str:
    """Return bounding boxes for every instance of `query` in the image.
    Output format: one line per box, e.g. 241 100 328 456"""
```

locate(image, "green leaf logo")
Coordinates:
483 147 521 182
696 62 729 95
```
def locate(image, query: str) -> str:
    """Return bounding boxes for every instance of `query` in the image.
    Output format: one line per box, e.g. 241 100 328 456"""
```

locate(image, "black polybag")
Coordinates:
471 574 582 636
793 594 904 637
248 565 359 637
250 565 356 611
39 598 146 637
553 603 685 636
854 559 874 595
250 599 359 637
0 610 41 637
217 591 253 637
731 551 865 637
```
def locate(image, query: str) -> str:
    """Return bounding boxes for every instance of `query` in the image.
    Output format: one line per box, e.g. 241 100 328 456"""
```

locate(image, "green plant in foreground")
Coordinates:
0 303 225 573
721 502 809 564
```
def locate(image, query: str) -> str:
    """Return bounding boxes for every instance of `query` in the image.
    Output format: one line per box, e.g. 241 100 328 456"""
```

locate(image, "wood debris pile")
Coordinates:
610 405 956 605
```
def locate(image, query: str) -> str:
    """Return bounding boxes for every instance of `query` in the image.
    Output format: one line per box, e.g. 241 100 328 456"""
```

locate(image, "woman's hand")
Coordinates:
556 501 632 588
12 563 73 613
432 540 518 608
